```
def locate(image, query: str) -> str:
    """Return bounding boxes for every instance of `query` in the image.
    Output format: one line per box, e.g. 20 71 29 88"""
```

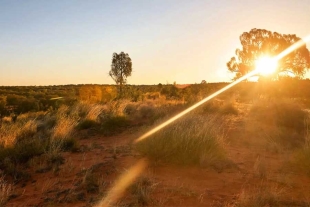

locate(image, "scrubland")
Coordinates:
1 81 310 206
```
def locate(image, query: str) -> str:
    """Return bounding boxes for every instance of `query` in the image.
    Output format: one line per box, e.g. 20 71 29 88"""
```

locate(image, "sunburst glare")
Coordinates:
255 56 278 76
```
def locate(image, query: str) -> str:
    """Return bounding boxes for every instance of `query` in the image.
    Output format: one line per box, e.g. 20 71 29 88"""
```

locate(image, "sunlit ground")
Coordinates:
96 35 310 207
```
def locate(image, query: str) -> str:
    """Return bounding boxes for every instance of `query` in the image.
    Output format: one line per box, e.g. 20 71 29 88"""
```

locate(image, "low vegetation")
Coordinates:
0 176 13 206
293 119 310 175
229 184 284 207
136 114 228 167
1 81 310 206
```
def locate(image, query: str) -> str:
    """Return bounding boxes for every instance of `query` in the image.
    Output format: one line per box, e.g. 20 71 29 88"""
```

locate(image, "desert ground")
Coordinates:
1 84 310 207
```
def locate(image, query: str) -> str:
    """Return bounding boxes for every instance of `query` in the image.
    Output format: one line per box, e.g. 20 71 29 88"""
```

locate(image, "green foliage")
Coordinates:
109 52 133 97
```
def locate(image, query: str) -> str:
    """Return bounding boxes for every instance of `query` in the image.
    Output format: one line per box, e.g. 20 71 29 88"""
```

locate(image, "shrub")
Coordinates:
124 103 138 116
251 99 307 131
130 177 154 206
77 119 98 130
250 99 308 149
105 100 130 117
0 119 37 148
294 146 310 175
293 124 310 175
0 176 13 206
136 115 227 166
100 116 130 136
201 99 238 115
220 102 239 115
229 184 284 207
51 107 78 151
138 104 156 119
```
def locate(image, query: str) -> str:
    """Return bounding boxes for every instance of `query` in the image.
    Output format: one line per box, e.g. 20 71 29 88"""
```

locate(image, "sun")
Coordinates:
255 56 278 76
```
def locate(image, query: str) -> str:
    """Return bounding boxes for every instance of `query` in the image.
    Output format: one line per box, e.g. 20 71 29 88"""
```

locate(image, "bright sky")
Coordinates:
0 0 309 86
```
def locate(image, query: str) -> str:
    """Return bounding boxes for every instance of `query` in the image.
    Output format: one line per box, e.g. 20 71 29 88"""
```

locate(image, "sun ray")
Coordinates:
97 34 310 206
255 56 278 75
95 159 148 207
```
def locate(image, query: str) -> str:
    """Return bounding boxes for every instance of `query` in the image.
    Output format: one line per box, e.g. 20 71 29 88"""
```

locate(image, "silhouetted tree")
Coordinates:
109 52 132 97
227 28 310 80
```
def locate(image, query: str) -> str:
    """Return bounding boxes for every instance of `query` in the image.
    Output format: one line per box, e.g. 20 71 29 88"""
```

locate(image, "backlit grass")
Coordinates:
136 114 228 166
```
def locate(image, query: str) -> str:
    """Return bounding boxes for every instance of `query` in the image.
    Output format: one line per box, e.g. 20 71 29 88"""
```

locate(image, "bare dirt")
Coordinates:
7 103 310 207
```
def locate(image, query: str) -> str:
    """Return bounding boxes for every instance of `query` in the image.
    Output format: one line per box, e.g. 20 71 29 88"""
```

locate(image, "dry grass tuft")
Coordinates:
229 184 284 207
249 98 308 150
0 119 37 148
293 119 310 175
253 156 267 179
136 114 228 167
0 176 13 206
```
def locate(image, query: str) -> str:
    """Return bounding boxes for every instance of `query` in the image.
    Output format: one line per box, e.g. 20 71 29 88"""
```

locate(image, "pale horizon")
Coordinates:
1 0 309 86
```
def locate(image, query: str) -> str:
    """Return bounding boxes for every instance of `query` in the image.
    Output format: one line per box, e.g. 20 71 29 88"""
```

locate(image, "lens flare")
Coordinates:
135 70 257 143
275 35 310 61
95 159 148 207
95 34 310 206
50 97 63 100
255 56 278 75
135 34 310 143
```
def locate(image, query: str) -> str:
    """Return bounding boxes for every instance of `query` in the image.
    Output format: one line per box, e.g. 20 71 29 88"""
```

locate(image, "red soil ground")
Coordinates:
7 103 310 207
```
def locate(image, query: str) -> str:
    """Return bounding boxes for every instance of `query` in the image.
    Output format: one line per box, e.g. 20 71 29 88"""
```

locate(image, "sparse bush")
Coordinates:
100 116 130 136
138 104 156 119
82 170 99 193
105 100 130 117
201 99 238 115
251 99 308 149
77 119 98 130
293 122 310 175
229 184 283 207
251 99 307 131
130 177 154 206
124 103 138 116
294 146 310 175
0 115 48 181
136 115 227 166
51 106 78 151
0 176 13 206
85 104 104 121
220 102 239 115
0 119 37 148
253 156 267 178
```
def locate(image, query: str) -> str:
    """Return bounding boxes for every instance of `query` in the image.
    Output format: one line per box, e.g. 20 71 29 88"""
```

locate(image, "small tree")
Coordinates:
109 52 132 97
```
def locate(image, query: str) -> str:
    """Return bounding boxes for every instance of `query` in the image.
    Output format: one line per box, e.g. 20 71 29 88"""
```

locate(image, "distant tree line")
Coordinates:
2 79 310 116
